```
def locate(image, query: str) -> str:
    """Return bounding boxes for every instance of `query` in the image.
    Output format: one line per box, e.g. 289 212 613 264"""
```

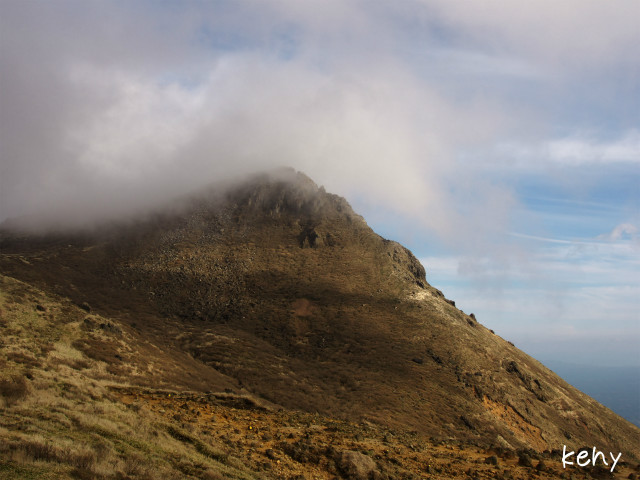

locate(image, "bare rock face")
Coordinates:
1 168 638 462
384 241 427 288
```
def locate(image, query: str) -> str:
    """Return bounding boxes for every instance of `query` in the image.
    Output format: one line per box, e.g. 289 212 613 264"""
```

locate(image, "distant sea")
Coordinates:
543 360 640 428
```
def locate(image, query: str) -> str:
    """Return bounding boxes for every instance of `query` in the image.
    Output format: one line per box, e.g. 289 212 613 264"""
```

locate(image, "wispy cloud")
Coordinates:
496 130 640 168
420 221 640 366
598 223 639 242
422 0 640 71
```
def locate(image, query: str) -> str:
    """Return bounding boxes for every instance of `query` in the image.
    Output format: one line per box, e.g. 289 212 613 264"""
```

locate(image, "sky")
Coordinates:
1 1 638 367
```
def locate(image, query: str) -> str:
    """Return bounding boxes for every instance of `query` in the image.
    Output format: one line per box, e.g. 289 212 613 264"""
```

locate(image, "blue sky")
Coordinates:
1 1 638 367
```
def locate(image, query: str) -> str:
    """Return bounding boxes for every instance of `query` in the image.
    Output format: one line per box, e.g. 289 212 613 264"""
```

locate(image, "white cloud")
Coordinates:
0 8 515 241
601 223 639 242
547 131 640 165
421 0 640 72
496 130 640 167
67 66 209 180
2 1 637 231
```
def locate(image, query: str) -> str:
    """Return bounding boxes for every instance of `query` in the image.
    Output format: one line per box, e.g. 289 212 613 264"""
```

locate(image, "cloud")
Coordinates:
0 1 517 241
1 0 636 254
601 223 639 242
421 0 640 72
547 131 640 165
493 130 640 170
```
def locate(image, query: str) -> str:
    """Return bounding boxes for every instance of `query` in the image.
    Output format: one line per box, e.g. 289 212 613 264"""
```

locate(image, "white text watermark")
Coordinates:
562 445 621 473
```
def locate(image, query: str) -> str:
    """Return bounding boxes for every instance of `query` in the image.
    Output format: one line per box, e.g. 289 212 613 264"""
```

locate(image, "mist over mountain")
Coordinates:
2 0 638 377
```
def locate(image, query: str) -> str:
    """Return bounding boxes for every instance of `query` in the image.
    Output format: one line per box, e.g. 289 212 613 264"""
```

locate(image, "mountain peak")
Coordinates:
220 167 358 223
1 169 638 464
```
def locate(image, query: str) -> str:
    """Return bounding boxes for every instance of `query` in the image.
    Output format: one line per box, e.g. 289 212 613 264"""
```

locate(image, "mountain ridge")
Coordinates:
1 168 638 472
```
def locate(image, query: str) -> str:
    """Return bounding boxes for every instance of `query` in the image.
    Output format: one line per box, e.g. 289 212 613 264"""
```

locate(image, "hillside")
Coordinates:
1 167 639 479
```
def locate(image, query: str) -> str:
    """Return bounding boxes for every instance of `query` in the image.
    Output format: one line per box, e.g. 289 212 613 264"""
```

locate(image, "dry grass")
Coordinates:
5 351 41 368
0 275 259 480
0 265 638 479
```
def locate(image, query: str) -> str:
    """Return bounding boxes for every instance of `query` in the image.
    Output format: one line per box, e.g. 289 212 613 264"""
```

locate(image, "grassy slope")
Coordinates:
0 274 258 480
5 275 640 480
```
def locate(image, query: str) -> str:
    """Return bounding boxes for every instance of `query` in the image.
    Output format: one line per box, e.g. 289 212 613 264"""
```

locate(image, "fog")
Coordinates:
0 8 492 239
3 1 636 237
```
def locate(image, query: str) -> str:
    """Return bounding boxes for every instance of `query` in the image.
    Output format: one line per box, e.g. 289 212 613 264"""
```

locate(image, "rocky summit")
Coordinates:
1 168 638 479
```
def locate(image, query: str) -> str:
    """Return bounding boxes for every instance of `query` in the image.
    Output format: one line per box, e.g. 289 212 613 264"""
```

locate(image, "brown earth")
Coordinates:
114 385 640 480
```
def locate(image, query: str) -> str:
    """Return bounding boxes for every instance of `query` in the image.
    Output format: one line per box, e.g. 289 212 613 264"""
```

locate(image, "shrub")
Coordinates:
70 449 96 470
122 454 146 476
0 375 29 405
21 439 61 462
6 351 42 367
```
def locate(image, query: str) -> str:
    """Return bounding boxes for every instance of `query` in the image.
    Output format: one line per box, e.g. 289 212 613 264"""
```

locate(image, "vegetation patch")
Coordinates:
0 375 29 406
